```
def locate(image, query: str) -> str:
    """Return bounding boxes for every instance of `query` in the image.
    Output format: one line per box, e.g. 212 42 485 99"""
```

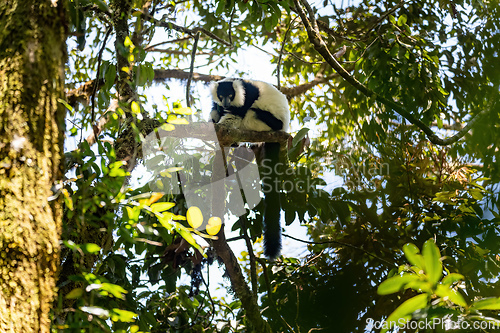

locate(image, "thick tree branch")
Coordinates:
67 68 341 105
294 0 487 146
209 149 271 333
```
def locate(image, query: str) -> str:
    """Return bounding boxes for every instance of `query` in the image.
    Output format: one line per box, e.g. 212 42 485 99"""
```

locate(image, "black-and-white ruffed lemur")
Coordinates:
210 78 290 260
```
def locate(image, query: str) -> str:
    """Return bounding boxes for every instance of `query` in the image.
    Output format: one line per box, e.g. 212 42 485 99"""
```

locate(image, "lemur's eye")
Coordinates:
218 95 223 100
229 94 233 99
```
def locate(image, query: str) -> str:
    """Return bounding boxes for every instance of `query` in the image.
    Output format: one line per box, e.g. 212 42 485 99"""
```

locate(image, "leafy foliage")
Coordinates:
52 0 500 332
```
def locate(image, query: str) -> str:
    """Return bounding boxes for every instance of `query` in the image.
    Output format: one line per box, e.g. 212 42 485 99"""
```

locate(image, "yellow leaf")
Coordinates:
148 192 164 205
160 123 175 131
131 101 140 114
151 202 175 213
206 216 222 235
187 206 203 229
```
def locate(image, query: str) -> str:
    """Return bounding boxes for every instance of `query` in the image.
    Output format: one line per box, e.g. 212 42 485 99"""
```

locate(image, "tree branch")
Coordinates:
143 13 231 47
293 0 488 146
67 68 346 108
186 32 200 108
210 150 272 333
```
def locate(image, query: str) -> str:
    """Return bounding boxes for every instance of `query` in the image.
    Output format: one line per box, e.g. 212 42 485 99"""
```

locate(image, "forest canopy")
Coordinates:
1 0 500 332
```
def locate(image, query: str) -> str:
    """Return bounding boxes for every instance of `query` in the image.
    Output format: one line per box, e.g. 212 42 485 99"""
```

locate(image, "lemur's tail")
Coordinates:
262 142 282 260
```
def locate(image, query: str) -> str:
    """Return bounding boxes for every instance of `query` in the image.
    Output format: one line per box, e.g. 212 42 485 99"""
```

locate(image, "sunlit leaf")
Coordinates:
435 284 467 307
150 202 176 213
206 216 222 235
65 288 84 299
381 294 428 333
470 297 500 311
110 308 137 322
81 243 101 254
377 274 419 295
187 206 203 229
403 243 425 269
422 239 442 285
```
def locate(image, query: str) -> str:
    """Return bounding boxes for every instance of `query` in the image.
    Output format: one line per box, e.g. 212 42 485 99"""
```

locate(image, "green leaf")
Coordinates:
100 283 128 299
404 280 433 293
175 226 199 249
397 14 407 26
422 239 442 285
435 284 467 307
292 127 310 147
108 161 127 177
104 63 116 90
81 243 101 254
381 294 428 333
377 274 419 295
110 308 137 322
65 288 84 299
403 243 425 269
441 273 464 286
215 0 225 15
131 101 141 115
91 0 110 13
470 297 500 311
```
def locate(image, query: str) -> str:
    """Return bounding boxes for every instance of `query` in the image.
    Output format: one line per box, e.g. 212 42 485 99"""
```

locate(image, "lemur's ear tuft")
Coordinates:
231 80 246 107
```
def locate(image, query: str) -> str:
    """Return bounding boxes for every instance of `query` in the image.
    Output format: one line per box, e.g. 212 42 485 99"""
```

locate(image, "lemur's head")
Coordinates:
210 79 245 108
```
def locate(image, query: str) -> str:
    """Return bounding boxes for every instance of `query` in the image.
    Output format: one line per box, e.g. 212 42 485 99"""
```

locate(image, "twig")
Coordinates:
228 9 235 47
145 47 214 56
144 13 231 47
285 51 325 65
237 215 258 297
186 32 200 110
144 37 192 50
91 26 113 126
282 233 396 267
277 16 298 90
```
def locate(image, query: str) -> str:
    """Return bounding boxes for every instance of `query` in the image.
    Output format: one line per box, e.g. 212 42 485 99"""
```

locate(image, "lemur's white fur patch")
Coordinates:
210 78 246 108
231 80 246 107
240 110 273 131
243 80 290 132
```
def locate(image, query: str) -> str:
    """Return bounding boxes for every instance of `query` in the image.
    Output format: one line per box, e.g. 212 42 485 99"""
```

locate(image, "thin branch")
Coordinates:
238 215 258 297
153 69 225 83
186 32 200 109
144 37 192 50
228 8 235 47
145 47 215 56
293 0 488 146
144 13 231 47
91 26 113 127
277 16 298 90
282 233 396 267
210 151 272 333
285 51 325 65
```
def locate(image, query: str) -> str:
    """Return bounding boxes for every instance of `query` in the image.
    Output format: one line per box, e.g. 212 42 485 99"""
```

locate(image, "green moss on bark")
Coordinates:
0 0 66 332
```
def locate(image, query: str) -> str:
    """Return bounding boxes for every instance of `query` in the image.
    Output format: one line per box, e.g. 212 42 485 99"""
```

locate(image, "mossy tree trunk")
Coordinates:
0 1 66 332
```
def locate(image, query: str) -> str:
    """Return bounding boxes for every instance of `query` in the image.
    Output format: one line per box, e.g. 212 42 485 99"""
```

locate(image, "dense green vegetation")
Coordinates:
3 0 500 332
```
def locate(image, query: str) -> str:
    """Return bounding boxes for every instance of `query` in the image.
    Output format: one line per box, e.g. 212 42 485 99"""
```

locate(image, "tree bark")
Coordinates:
0 1 66 332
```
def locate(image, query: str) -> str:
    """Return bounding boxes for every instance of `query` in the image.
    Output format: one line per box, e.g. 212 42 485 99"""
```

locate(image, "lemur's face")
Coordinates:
216 82 236 108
